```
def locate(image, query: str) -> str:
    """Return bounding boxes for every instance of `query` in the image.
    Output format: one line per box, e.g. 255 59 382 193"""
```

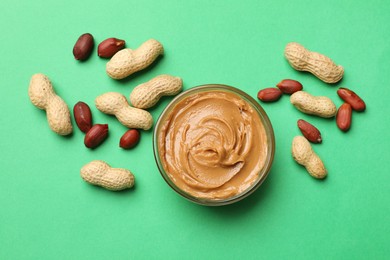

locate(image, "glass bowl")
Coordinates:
153 84 275 206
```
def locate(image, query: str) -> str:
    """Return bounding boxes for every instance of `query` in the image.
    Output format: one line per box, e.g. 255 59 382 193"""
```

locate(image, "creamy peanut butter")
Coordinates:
158 90 268 200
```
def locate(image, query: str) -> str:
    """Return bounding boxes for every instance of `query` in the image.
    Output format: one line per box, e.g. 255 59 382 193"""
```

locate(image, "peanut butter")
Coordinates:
158 90 268 200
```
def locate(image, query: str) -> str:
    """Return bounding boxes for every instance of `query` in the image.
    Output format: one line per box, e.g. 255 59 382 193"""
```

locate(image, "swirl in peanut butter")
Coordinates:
158 91 268 200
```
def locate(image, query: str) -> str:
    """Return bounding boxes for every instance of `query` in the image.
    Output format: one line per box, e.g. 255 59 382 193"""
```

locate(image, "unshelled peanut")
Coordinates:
130 75 183 109
290 91 337 118
28 73 73 135
106 39 164 80
285 42 344 84
80 160 135 191
95 92 153 130
292 136 327 179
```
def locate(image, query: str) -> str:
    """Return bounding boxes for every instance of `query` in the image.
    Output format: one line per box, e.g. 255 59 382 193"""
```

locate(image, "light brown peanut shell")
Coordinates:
106 39 164 80
28 73 72 135
95 92 153 130
130 75 183 109
285 42 344 84
80 160 134 191
290 91 337 118
292 136 327 179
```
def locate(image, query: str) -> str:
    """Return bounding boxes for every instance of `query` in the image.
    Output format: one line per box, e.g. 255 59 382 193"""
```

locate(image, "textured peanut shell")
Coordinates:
106 39 164 80
80 160 134 191
292 136 327 179
28 73 72 135
130 75 183 109
95 92 153 130
285 42 344 84
290 91 337 118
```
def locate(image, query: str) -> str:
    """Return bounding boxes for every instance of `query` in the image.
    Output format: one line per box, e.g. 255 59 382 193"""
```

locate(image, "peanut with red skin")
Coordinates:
98 38 126 58
74 101 93 133
120 129 140 149
84 124 108 149
336 103 352 132
277 79 303 94
337 87 366 112
73 33 94 61
257 88 283 102
297 119 322 143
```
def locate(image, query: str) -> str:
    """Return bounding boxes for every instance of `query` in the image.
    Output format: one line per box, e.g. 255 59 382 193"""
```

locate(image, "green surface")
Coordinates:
1 0 389 259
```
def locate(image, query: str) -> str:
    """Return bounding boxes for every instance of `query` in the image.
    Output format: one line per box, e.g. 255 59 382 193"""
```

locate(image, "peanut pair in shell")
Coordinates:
285 42 344 84
106 39 164 80
292 136 327 179
28 73 72 135
81 160 134 191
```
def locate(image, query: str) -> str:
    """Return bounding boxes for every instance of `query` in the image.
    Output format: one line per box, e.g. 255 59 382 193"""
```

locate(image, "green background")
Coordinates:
1 0 389 259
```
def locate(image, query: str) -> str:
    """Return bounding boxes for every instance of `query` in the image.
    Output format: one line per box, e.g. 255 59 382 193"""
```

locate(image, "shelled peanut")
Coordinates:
120 129 140 149
84 124 109 148
277 79 303 94
73 101 93 133
337 88 366 112
297 119 322 143
73 33 94 61
336 103 352 132
335 87 366 132
257 79 302 102
98 38 126 58
257 88 282 102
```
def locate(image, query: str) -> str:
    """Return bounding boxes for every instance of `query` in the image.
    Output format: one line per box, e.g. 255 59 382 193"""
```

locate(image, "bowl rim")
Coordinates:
153 84 275 206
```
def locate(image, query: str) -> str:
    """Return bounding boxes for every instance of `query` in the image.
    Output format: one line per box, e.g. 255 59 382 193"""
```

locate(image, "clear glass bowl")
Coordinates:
153 84 275 206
